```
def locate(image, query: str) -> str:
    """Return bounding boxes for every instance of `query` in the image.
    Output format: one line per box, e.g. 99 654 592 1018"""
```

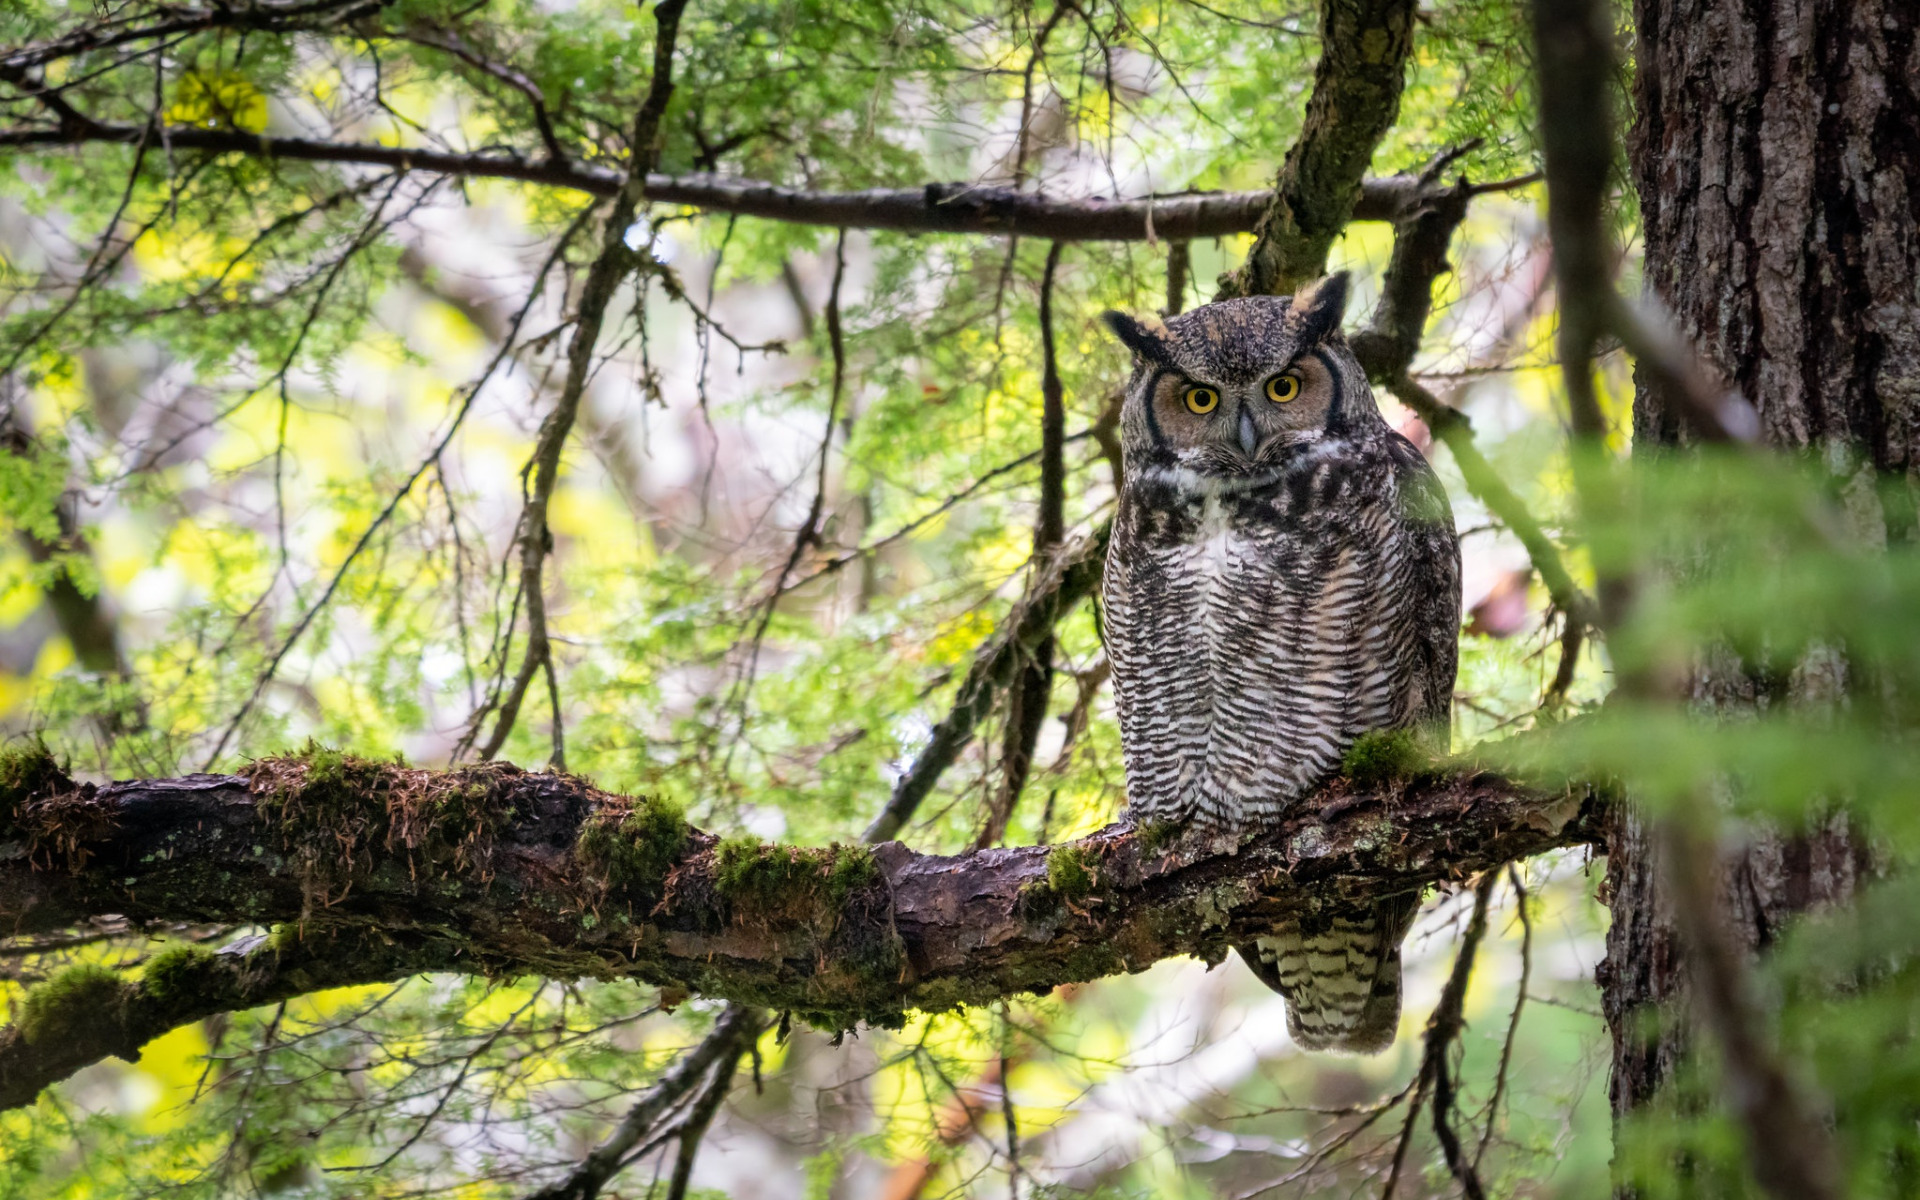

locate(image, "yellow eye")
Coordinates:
1266 372 1302 403
1183 386 1220 414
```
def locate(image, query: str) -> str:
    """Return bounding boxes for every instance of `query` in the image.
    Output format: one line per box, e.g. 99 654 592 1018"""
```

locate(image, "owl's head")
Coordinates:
1101 272 1378 485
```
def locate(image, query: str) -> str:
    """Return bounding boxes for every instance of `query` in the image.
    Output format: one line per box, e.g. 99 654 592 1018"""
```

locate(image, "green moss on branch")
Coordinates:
712 837 879 920
18 964 130 1046
576 794 690 891
1341 728 1432 787
1046 844 1096 902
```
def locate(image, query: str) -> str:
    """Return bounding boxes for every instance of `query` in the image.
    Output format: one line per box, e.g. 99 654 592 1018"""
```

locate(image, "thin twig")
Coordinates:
523 1006 764 1200
1427 875 1496 1200
734 230 849 707
661 1046 746 1200
1475 864 1532 1171
977 241 1066 850
863 522 1108 844
473 0 692 762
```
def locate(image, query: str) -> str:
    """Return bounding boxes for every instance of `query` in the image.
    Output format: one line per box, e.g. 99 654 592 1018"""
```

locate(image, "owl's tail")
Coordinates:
1234 895 1420 1054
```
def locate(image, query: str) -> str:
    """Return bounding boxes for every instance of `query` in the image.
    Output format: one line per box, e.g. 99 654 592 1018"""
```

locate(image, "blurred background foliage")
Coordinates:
1 0 1912 1195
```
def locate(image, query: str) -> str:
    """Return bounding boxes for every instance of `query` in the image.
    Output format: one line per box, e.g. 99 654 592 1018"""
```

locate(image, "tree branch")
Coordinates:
523 1005 765 1200
0 924 466 1111
1345 162 1600 669
0 750 1602 1110
979 242 1068 851
1218 0 1418 297
0 117 1495 240
471 0 689 763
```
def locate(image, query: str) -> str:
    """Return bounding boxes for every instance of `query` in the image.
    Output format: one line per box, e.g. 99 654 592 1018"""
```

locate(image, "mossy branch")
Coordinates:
1 742 1604 1112
0 927 467 1111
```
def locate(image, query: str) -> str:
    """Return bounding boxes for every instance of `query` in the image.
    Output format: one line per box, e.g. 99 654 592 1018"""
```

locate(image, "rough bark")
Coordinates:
1604 0 1919 1128
0 752 1605 1111
1218 0 1419 297
1626 0 1920 466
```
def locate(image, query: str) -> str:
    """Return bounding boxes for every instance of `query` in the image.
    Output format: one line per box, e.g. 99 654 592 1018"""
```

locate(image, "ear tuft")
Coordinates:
1100 310 1171 363
1289 271 1351 345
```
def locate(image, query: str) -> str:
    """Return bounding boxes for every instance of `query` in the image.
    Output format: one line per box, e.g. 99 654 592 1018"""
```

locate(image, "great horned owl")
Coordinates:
1099 273 1460 1053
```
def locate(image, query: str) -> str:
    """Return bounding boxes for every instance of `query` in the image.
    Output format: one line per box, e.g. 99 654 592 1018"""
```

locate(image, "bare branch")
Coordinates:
0 0 388 74
863 523 1108 844
978 242 1067 850
1475 864 1532 1170
1344 161 1600 657
392 26 569 164
473 0 691 763
0 116 1504 240
523 1006 764 1200
1427 875 1494 1200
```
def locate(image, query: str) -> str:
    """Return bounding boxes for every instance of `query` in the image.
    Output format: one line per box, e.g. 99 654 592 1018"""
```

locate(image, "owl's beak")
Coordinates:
1237 407 1259 457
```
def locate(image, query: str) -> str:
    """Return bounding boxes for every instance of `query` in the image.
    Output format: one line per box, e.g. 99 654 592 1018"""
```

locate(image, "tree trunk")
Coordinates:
1603 0 1919 1126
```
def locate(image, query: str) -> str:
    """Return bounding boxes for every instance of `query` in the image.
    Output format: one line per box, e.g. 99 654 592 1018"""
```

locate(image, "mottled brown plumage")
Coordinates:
1099 274 1460 1052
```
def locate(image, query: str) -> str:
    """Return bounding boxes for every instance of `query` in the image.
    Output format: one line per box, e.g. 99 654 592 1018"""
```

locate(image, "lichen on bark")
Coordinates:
1217 0 1419 299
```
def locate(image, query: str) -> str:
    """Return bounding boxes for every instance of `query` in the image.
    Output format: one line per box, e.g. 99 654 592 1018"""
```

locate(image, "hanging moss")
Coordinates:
17 964 130 1046
576 794 690 891
1340 728 1430 787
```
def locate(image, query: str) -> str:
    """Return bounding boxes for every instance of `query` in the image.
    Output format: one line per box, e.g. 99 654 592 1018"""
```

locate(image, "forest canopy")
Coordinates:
2 0 1917 1197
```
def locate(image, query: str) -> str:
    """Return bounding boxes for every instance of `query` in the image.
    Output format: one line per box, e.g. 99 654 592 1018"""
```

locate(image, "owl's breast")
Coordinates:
1105 461 1415 833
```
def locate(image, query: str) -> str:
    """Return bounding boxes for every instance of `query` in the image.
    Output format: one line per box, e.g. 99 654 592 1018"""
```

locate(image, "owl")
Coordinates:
1099 273 1460 1053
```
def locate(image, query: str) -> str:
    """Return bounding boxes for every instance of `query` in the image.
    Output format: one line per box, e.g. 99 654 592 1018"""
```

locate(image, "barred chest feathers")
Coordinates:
1103 441 1424 834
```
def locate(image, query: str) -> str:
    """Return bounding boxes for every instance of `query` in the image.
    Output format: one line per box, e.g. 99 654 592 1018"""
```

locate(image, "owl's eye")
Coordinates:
1183 386 1220 414
1266 372 1303 403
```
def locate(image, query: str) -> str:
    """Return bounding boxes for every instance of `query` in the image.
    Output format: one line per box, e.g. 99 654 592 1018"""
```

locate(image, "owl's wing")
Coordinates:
1387 434 1462 731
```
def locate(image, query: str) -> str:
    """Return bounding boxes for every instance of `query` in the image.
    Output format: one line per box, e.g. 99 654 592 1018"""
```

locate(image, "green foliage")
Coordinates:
6 0 1905 1195
18 964 128 1046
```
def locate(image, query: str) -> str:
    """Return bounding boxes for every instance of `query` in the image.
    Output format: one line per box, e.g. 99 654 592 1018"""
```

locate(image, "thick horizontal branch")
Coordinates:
1 749 1604 1108
0 118 1485 240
